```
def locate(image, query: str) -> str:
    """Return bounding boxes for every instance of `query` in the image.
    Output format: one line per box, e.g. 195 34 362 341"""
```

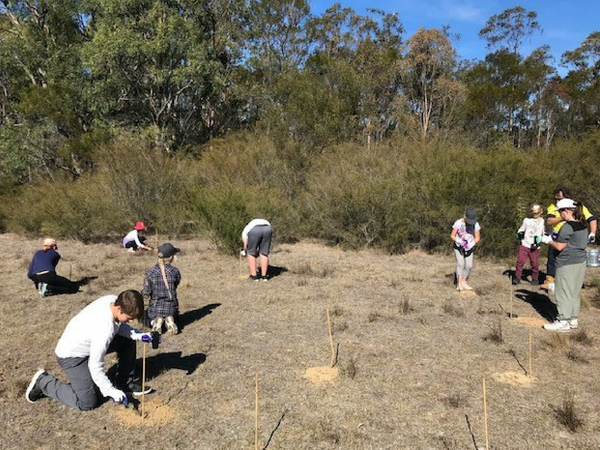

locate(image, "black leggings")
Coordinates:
124 236 147 251
32 271 80 294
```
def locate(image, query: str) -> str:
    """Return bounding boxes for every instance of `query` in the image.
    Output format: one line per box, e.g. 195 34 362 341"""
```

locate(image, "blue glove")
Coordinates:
110 389 128 405
131 331 153 343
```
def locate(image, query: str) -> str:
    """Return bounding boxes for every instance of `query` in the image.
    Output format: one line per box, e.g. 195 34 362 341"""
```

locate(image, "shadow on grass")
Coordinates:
267 265 288 278
514 289 557 321
139 351 206 379
178 303 221 331
502 268 544 283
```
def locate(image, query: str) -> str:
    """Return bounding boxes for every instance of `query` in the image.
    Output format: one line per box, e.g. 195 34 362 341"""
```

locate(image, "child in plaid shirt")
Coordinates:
142 243 181 334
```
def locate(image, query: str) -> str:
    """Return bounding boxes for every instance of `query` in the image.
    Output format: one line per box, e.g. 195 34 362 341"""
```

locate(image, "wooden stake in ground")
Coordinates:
509 278 513 319
255 374 259 450
326 309 335 367
142 343 147 421
239 250 248 279
69 264 72 281
528 329 533 377
483 378 489 450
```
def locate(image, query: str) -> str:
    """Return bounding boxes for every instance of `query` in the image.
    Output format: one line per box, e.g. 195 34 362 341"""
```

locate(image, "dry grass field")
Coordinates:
2 233 600 450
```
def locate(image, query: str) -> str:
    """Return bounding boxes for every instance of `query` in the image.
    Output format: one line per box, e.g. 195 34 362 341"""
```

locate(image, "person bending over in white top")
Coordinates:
25 290 155 410
241 219 272 281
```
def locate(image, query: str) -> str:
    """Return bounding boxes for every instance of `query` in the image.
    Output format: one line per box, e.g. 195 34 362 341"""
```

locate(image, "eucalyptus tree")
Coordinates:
560 31 600 134
401 27 463 139
82 0 247 150
465 6 545 146
0 0 90 182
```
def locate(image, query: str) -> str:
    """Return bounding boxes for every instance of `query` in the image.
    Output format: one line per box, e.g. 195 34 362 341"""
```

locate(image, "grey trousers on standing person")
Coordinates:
35 335 136 411
454 248 474 279
555 261 586 321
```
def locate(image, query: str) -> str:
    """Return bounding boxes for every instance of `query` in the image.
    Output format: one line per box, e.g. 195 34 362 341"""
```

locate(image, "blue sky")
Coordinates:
310 0 599 69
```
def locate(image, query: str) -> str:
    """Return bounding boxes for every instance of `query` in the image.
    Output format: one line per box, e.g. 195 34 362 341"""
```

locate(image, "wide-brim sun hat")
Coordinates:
556 198 576 210
133 221 147 231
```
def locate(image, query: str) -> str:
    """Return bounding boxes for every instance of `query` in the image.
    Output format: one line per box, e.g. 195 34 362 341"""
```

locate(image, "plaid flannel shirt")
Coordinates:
142 263 181 319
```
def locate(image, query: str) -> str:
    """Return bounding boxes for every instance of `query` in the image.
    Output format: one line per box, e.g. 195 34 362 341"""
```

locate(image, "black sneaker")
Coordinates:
249 275 260 281
512 277 521 285
530 279 539 286
261 275 269 282
25 369 47 403
120 381 152 397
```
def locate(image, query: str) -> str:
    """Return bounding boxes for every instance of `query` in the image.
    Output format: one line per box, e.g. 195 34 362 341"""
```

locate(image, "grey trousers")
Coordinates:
555 261 586 321
37 335 136 411
454 248 474 279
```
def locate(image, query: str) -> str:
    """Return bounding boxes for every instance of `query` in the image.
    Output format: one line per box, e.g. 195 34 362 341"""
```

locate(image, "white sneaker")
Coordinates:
38 283 48 298
151 317 164 334
165 316 178 335
548 283 555 294
543 320 570 332
568 319 578 329
461 282 474 291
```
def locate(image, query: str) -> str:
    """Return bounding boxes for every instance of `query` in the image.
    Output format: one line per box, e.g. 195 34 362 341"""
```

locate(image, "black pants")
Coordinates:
32 271 80 294
125 236 146 251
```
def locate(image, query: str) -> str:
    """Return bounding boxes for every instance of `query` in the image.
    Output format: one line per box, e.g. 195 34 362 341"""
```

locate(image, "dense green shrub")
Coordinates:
3 131 600 259
5 174 122 241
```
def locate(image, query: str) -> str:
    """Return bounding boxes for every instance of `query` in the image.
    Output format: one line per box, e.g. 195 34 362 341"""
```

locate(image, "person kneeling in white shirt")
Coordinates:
25 290 154 410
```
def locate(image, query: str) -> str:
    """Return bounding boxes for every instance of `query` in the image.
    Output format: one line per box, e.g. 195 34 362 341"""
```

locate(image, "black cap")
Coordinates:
465 207 478 225
157 243 180 259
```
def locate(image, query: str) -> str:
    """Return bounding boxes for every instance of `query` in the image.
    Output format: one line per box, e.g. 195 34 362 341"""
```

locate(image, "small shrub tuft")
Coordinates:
554 394 584 432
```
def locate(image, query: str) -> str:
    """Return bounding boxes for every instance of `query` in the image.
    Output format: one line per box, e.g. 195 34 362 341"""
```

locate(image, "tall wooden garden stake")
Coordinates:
326 309 335 367
69 264 72 281
509 280 513 319
528 329 533 377
255 374 259 450
142 343 147 421
483 378 489 450
155 229 159 251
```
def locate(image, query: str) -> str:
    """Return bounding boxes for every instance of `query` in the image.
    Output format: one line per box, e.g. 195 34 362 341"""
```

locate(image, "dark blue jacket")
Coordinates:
27 249 61 280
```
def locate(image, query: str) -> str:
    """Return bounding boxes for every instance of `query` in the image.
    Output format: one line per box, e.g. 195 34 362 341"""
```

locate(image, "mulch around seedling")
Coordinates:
491 371 537 387
304 366 339 385
510 317 547 328
112 396 177 426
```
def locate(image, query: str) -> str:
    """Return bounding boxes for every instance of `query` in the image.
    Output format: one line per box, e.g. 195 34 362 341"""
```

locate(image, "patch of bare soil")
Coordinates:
491 371 536 387
511 317 548 328
112 395 177 426
304 366 339 385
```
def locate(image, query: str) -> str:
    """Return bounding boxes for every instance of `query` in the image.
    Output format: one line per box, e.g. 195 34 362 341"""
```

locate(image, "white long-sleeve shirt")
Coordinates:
518 217 545 247
241 219 271 240
122 229 144 248
55 295 138 398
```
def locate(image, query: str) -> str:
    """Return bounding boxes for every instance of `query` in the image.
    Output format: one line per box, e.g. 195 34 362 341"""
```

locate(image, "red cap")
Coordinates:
133 221 147 231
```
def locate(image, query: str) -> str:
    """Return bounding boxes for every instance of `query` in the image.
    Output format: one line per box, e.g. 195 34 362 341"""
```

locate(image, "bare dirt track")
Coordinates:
2 234 600 450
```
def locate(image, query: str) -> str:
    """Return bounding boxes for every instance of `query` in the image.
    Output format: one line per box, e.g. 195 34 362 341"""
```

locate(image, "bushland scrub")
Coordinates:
1 131 600 256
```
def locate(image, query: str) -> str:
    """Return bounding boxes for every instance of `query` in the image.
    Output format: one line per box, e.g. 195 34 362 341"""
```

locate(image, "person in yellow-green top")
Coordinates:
542 187 597 290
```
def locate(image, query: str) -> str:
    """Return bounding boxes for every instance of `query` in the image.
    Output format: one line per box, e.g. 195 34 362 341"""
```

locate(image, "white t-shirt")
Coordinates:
518 217 545 247
452 219 481 251
242 219 271 240
55 295 137 397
